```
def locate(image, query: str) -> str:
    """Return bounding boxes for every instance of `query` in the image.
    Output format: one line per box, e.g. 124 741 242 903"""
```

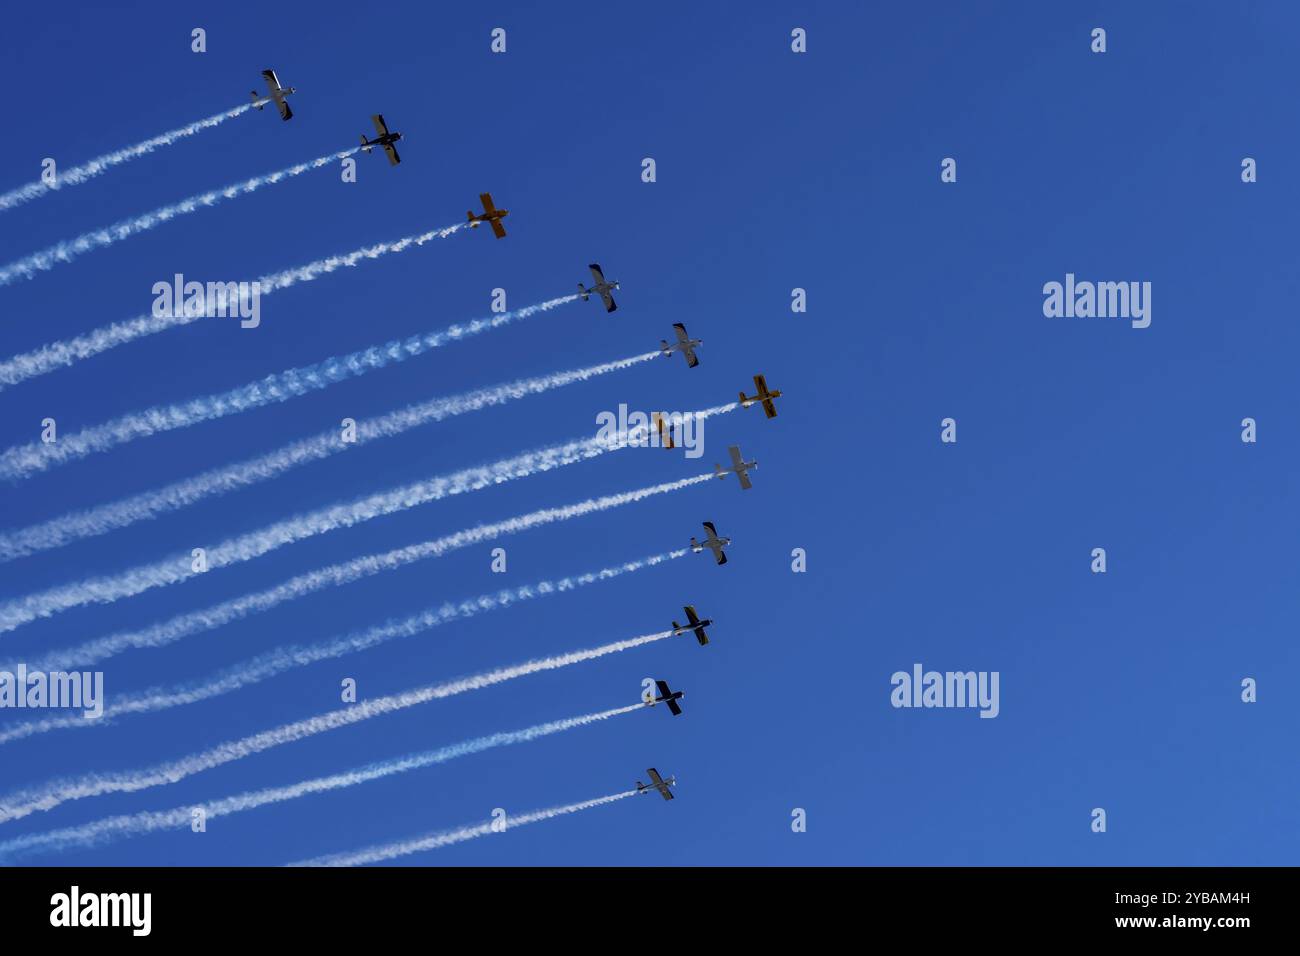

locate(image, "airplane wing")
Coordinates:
702 522 717 537
754 374 769 394
371 114 390 137
713 547 727 566
588 264 605 284
684 606 701 627
736 469 753 490
598 288 616 312
479 192 496 213
682 343 698 367
646 768 673 799
761 398 778 418
655 680 672 701
262 69 282 93
383 143 401 166
728 446 745 469
276 98 293 122
666 698 683 716
673 323 689 344
490 218 507 238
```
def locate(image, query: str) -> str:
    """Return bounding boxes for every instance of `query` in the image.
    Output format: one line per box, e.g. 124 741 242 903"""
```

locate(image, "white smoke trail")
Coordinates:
0 425 729 634
0 104 252 214
0 148 359 286
0 548 688 744
0 354 662 554
290 791 639 867
0 633 673 823
0 706 640 861
0 222 471 391
0 341 642 483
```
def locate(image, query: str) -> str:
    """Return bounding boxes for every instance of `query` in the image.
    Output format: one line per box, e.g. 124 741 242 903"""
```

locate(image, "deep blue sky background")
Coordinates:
0 1 1297 865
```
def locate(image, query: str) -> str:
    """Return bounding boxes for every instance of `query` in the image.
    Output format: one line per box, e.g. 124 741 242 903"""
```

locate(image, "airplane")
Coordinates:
645 679 685 716
714 444 757 490
672 605 713 645
652 412 676 450
637 767 677 800
251 69 296 121
660 323 702 368
360 114 403 166
467 192 509 238
739 374 783 418
578 264 619 313
690 522 731 565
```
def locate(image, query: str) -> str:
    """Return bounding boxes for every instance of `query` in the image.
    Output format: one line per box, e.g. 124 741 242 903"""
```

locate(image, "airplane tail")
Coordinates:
250 92 263 109
714 463 726 479
577 283 589 300
467 211 478 225
739 391 748 405
360 135 370 151
660 339 670 353
689 537 699 550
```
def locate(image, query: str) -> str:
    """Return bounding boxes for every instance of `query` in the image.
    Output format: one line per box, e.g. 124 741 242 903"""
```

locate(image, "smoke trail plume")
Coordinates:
290 791 639 867
0 341 638 483
0 104 252 214
0 706 639 861
0 222 469 391
0 441 723 633
0 633 674 823
0 148 359 286
0 549 687 743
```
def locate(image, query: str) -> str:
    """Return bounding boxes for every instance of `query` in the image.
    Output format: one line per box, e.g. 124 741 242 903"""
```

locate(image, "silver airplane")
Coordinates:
714 444 757 490
360 114 403 166
637 767 677 800
251 69 296 121
660 323 702 368
672 605 713 645
690 522 730 565
644 679 685 716
578 264 619 312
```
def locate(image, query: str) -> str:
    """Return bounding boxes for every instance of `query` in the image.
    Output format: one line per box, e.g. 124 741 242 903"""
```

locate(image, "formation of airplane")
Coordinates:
660 323 702 368
672 605 713 645
715 445 757 490
740 374 783 418
690 522 730 565
637 768 677 800
251 69 296 121
645 679 685 716
578 264 619 312
360 114 403 166
468 192 509 238
236 68 803 819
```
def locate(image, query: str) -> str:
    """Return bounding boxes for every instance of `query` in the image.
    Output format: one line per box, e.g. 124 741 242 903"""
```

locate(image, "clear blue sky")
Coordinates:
0 1 1296 865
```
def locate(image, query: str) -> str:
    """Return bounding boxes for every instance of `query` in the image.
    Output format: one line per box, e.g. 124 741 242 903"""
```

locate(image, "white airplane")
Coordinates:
690 522 730 565
251 69 296 121
660 323 702 368
714 445 757 490
578 264 619 312
637 767 677 800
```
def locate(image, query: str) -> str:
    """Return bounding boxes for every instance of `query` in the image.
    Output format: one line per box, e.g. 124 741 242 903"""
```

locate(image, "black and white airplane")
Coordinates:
578 264 619 312
672 605 713 645
637 768 677 800
645 679 685 716
714 445 757 490
251 69 296 121
690 522 730 565
660 323 702 368
740 374 782 418
360 114 403 165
